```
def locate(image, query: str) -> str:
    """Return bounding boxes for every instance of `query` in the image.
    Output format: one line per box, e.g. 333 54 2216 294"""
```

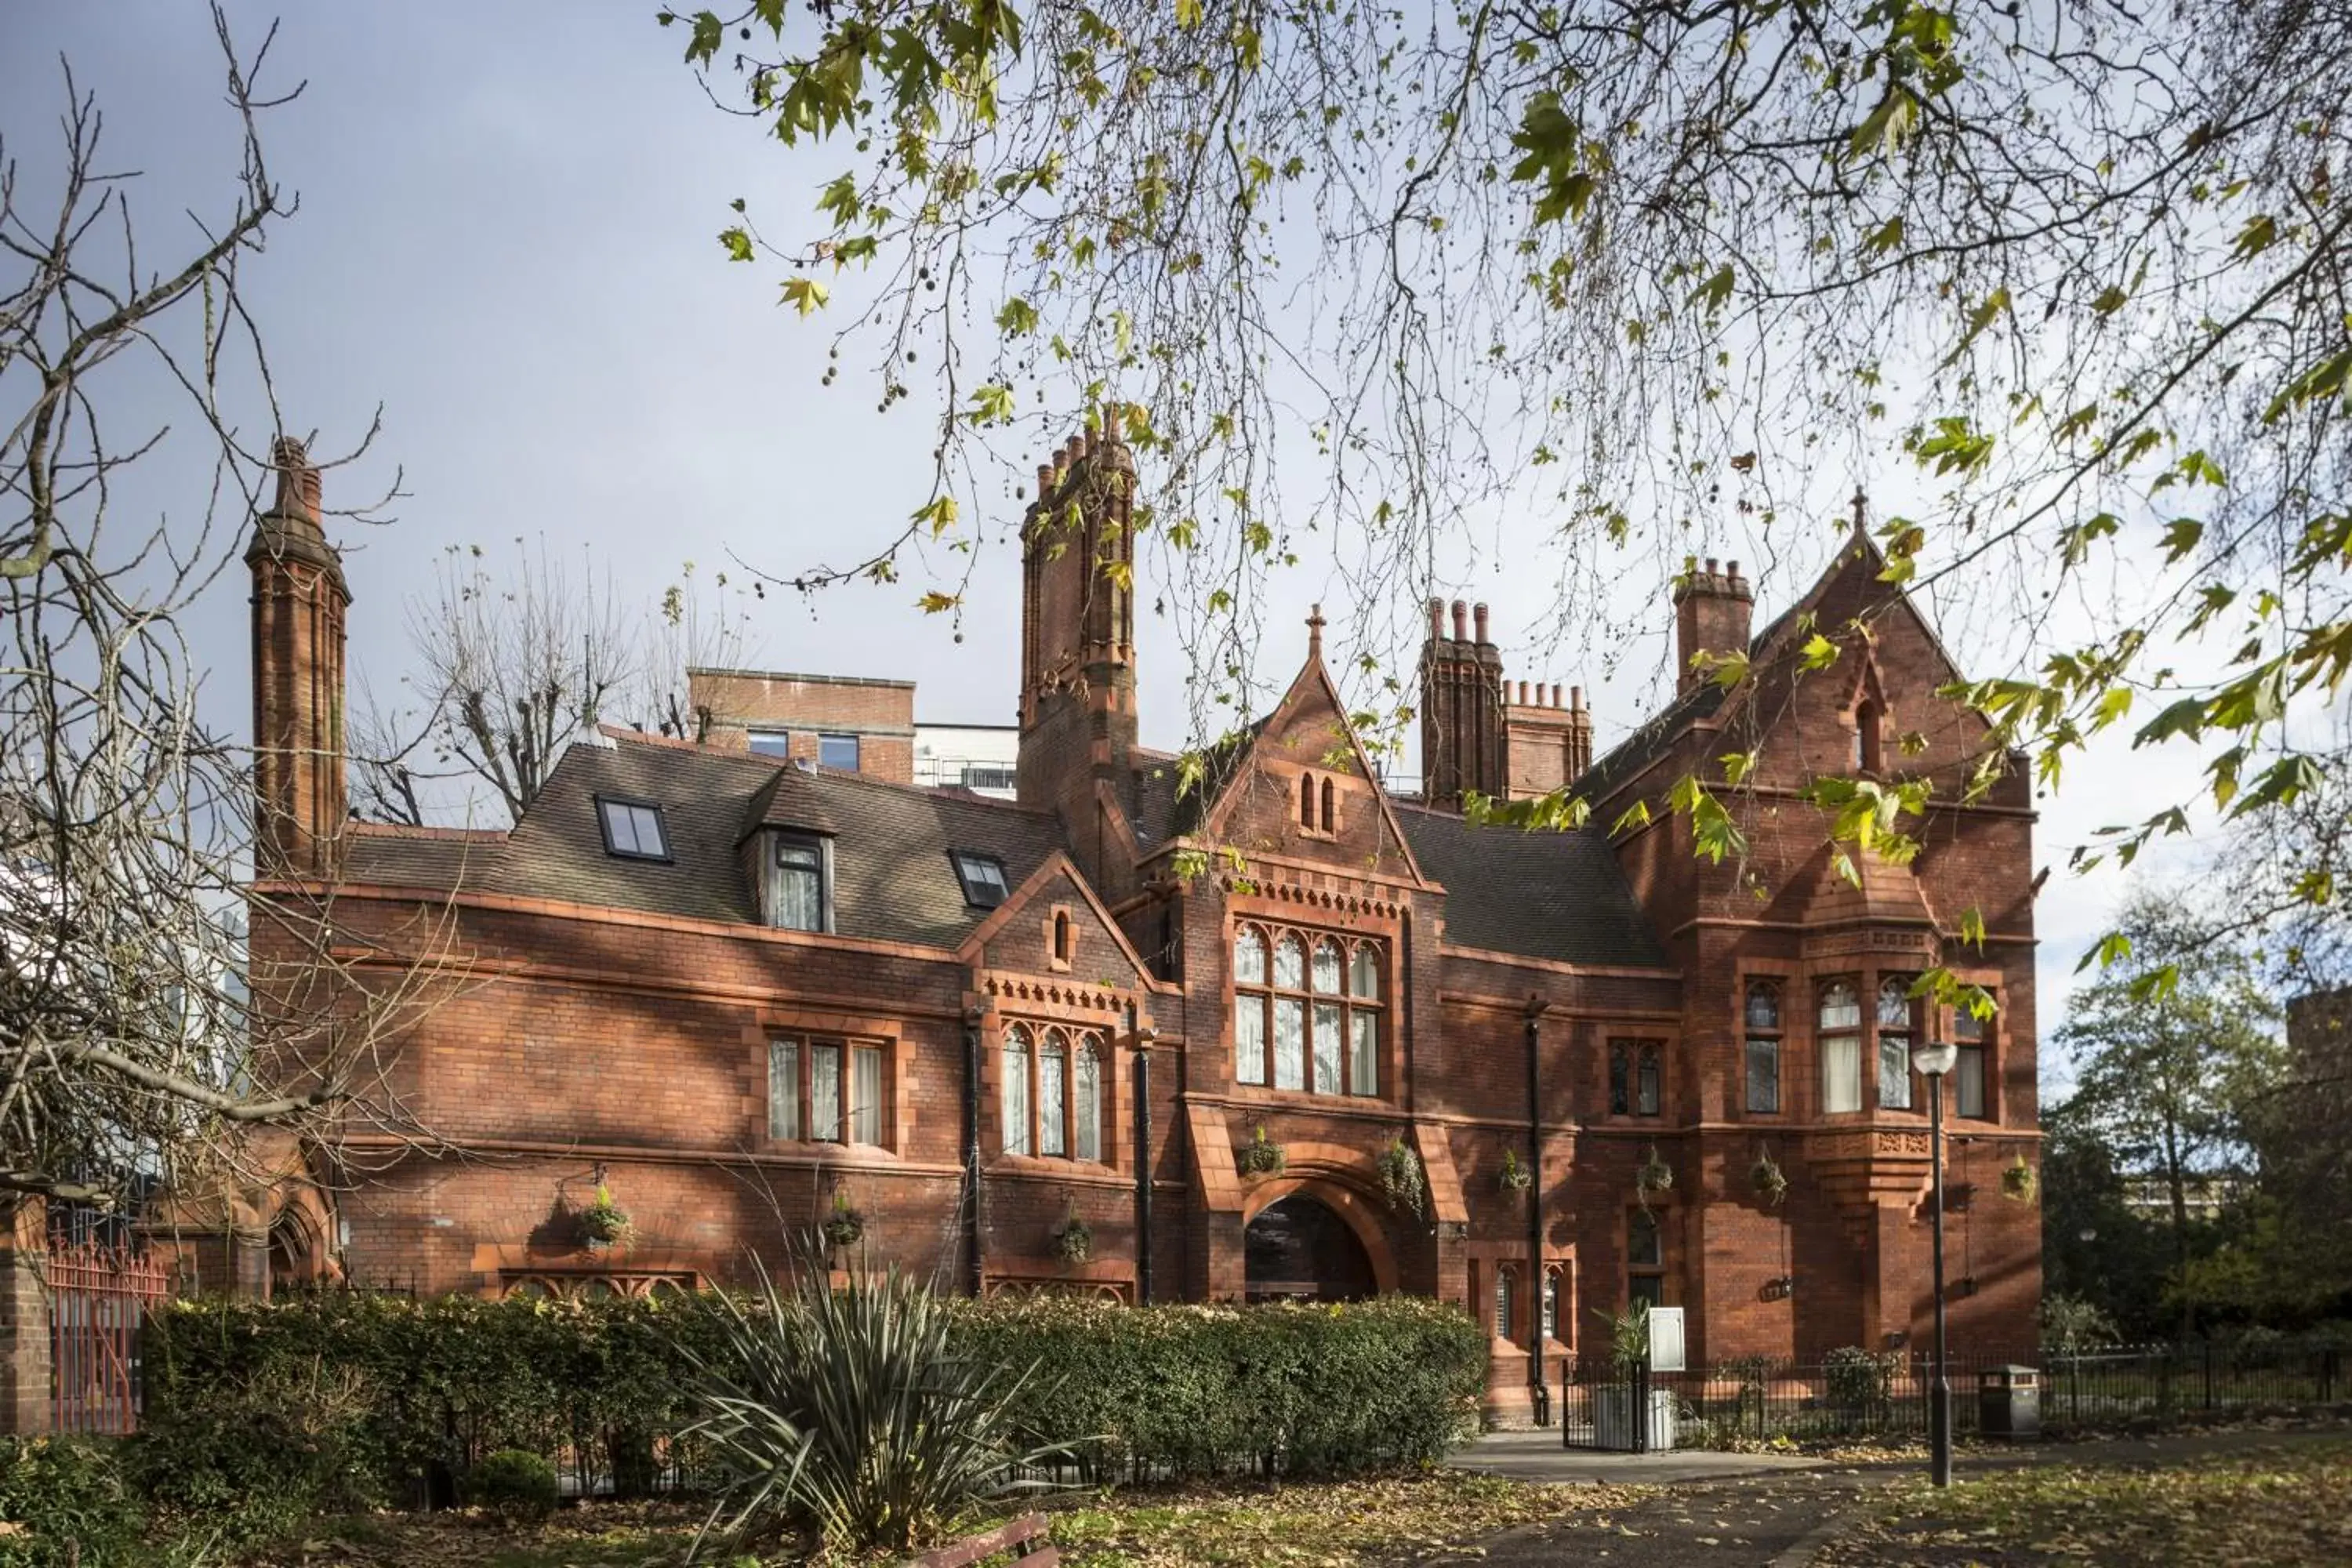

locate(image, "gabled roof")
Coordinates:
347 734 1066 950
1396 804 1672 968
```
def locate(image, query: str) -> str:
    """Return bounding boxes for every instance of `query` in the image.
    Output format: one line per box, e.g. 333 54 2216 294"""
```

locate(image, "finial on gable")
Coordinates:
1850 488 1870 539
1306 602 1325 658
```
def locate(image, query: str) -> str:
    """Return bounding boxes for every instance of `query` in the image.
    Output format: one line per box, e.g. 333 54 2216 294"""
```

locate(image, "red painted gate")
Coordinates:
48 1243 170 1435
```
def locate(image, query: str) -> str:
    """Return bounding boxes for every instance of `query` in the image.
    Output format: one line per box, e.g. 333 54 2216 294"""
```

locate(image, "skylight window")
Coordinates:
951 851 1011 909
597 797 670 861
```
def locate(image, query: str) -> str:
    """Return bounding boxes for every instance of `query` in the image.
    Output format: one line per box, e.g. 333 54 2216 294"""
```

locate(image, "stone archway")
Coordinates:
1241 1178 1398 1301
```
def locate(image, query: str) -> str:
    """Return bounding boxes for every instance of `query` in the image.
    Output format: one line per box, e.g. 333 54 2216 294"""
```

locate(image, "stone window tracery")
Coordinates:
1000 1023 1108 1164
1232 923 1383 1097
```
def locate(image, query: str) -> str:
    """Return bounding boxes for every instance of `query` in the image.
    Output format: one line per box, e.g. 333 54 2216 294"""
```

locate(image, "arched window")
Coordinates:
1745 983 1780 1030
1494 1265 1516 1340
1002 1025 1033 1156
1038 1031 1069 1156
1073 1038 1102 1162
1636 1044 1662 1116
1300 770 1316 827
1541 1267 1563 1341
1854 698 1883 772
1319 776 1336 832
1053 909 1073 963
1233 924 1385 1097
1820 978 1863 1113
1877 977 1915 1110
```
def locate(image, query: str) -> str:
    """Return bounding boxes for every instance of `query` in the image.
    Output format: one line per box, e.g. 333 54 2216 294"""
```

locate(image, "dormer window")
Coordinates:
596 797 670 862
951 851 1010 909
767 833 833 932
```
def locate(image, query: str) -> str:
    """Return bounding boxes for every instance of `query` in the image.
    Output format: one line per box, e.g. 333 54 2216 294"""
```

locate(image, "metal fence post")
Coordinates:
1634 1362 1650 1454
2203 1339 2215 1411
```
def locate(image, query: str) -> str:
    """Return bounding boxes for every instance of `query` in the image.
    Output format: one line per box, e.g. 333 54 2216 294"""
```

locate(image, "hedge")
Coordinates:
143 1289 1485 1508
0 1437 145 1568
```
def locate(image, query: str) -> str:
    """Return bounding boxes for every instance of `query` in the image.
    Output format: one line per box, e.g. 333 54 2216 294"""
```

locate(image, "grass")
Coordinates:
224 1470 1653 1567
1816 1437 2352 1566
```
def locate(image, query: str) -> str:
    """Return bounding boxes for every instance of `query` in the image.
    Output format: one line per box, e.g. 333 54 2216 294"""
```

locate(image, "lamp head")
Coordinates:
1912 1039 1959 1077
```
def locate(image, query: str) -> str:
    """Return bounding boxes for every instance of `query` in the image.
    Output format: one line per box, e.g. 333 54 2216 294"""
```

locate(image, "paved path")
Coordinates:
1433 1422 2350 1566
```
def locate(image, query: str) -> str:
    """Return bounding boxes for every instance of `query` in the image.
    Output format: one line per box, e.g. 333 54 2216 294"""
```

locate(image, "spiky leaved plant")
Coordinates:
679 1240 1066 1557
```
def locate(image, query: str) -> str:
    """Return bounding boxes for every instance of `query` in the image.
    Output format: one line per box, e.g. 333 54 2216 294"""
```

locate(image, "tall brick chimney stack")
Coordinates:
1015 406 1140 887
1502 677 1595 800
1419 597 1505 811
247 437 348 878
1672 556 1753 693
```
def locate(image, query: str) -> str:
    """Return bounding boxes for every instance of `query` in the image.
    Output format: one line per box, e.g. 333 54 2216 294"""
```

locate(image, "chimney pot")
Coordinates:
1570 684 1583 711
1517 680 1530 705
1704 557 1720 579
1546 684 1559 708
1428 597 1446 641
1472 603 1490 644
1451 601 1468 641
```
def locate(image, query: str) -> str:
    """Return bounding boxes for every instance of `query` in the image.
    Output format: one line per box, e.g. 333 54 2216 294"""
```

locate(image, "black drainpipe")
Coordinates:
1399 907 1418 1118
1526 996 1551 1426
962 1007 985 1297
1130 999 1153 1305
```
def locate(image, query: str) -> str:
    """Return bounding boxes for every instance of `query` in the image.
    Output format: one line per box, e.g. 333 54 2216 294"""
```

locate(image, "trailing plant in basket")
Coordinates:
1635 1145 1674 1204
579 1185 635 1250
1750 1149 1788 1207
1236 1123 1287 1178
2002 1156 2038 1203
1498 1147 1533 1193
1377 1134 1425 1218
821 1191 866 1249
1052 1203 1092 1265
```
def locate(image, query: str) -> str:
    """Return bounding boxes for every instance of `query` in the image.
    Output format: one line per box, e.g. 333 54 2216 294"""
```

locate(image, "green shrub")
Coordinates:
0 1436 143 1568
1823 1345 1900 1414
468 1449 559 1523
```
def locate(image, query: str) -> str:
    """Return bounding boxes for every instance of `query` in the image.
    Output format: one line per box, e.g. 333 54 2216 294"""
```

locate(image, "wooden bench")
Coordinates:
909 1512 1057 1567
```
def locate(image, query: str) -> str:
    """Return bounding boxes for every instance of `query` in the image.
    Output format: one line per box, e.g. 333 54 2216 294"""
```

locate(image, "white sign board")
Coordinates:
1646 1305 1687 1373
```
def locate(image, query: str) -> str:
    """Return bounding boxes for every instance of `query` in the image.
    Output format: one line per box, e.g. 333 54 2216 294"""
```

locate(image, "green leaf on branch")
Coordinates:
719 227 755 262
781 277 830 315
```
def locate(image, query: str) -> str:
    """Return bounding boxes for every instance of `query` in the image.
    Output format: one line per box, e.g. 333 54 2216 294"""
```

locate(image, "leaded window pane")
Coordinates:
1273 934 1305 990
1352 946 1380 998
1312 940 1342 993
1637 1046 1661 1116
1955 1045 1987 1118
1002 1027 1032 1156
1820 980 1861 1031
1236 999 1267 1085
1746 983 1780 1029
768 1038 799 1141
1313 1003 1342 1094
1350 1011 1379 1097
1074 1042 1102 1161
811 1043 842 1142
1629 1212 1661 1268
1494 1269 1514 1338
1878 978 1914 1028
1610 1043 1630 1115
1879 1033 1913 1109
1040 1035 1067 1156
1235 927 1267 985
1273 998 1305 1090
1745 1037 1780 1114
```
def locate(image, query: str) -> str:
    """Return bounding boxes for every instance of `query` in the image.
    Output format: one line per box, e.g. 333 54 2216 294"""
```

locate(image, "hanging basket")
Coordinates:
2002 1156 2038 1203
821 1193 866 1249
1499 1147 1534 1193
1378 1136 1426 1218
578 1185 635 1251
1751 1151 1788 1207
1236 1125 1287 1178
1636 1145 1675 1203
1053 1212 1093 1265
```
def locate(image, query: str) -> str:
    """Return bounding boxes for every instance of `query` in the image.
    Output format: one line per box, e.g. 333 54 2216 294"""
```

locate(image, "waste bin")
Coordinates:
1979 1364 2041 1439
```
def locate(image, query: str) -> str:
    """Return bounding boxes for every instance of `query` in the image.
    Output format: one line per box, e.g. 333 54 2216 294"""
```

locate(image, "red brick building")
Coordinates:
238 424 2042 1405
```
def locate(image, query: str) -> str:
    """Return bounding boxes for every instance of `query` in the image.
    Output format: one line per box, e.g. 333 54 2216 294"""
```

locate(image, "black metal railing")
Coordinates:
1552 1338 2347 1450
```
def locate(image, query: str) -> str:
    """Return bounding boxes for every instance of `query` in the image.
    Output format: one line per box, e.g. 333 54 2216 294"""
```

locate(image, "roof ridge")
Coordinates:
347 822 509 842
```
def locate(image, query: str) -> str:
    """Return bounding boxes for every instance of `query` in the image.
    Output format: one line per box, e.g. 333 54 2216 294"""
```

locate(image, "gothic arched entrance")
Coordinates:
1244 1192 1378 1303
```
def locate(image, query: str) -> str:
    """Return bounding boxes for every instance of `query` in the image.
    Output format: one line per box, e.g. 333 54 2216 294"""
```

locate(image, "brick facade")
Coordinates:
236 430 2041 1417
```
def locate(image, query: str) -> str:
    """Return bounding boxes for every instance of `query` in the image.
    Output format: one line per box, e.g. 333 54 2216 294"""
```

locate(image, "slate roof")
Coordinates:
1396 804 1671 969
347 734 1067 950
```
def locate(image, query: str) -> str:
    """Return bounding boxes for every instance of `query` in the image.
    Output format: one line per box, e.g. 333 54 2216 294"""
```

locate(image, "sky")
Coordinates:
2 2 2219 1071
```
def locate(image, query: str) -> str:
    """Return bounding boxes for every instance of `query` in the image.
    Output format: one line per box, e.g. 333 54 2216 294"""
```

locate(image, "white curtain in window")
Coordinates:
1955 1045 1986 1118
1273 998 1305 1090
1273 934 1305 989
1312 1003 1342 1094
1350 1012 1379 1096
1040 1033 1068 1156
773 840 823 931
1236 999 1266 1085
1352 945 1380 998
1745 1037 1780 1114
1234 927 1267 985
811 1043 842 1142
1073 1041 1102 1161
768 1038 800 1140
1820 980 1861 1030
851 1045 883 1145
1312 940 1342 993
1878 1034 1913 1109
1002 1028 1032 1156
1823 1036 1862 1113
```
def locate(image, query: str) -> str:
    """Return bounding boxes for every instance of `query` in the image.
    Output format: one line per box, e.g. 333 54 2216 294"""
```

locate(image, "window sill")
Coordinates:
762 1140 904 1163
1228 1084 1388 1109
989 1152 1120 1178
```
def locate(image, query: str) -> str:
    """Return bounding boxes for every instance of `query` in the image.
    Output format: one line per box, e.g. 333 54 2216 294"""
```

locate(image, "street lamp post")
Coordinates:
1912 1033 1958 1489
